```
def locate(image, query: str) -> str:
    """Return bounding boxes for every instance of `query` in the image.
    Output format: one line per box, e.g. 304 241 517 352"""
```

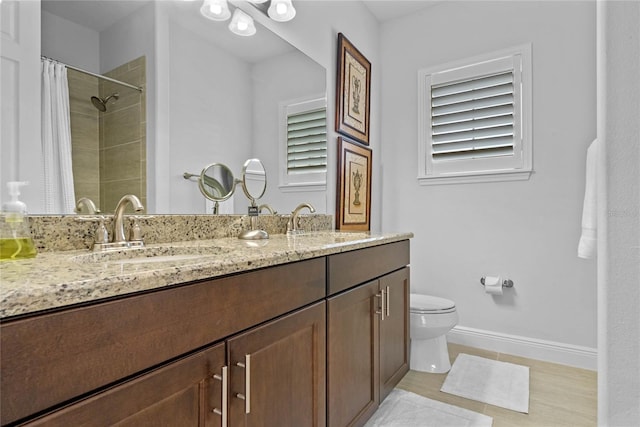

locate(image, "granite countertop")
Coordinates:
0 231 412 319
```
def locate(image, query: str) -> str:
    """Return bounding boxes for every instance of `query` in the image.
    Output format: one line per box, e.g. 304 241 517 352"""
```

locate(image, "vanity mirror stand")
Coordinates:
184 159 269 240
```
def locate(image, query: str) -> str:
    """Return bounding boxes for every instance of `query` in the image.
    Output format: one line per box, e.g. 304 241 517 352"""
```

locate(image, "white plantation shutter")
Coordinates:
279 96 327 188
418 46 532 184
431 71 515 161
287 108 327 174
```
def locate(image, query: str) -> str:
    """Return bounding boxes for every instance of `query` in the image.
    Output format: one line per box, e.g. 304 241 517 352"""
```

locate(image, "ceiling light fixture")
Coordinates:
200 0 231 21
229 9 257 36
267 0 296 22
199 0 296 37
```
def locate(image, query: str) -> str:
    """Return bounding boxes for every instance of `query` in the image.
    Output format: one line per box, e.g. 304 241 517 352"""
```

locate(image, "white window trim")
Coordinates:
417 44 533 185
278 95 327 191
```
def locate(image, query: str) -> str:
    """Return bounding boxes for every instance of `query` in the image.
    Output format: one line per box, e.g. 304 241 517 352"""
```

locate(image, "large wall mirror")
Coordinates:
40 0 327 215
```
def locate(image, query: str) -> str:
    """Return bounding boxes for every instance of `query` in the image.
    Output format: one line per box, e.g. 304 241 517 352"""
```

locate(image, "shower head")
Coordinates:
90 93 119 112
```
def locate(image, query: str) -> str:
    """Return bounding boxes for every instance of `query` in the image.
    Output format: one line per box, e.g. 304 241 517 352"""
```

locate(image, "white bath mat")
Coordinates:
440 353 530 413
363 388 493 427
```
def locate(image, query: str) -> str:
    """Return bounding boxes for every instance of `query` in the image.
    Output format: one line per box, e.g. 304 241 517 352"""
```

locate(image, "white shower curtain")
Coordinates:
41 58 76 214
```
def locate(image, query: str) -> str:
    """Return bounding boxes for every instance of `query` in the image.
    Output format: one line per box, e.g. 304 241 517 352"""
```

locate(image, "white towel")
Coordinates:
578 139 598 259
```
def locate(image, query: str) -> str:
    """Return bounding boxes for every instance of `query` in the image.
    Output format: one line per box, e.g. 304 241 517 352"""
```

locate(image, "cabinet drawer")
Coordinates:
327 240 409 295
1 257 325 425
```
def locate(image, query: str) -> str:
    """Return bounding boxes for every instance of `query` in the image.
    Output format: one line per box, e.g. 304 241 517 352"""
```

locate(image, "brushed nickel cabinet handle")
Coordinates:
212 366 228 427
375 290 386 321
236 354 251 414
385 285 390 317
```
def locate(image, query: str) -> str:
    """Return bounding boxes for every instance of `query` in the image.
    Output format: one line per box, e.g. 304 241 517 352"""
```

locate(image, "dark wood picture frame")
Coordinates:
335 33 371 145
336 137 372 231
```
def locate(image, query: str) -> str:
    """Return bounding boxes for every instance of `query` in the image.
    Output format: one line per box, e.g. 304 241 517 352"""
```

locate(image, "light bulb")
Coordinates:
200 0 231 21
268 0 296 22
229 9 256 36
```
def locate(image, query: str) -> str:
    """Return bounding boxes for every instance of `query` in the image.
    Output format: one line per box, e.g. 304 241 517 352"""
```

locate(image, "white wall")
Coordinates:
41 10 99 72
166 19 253 214
598 1 640 424
380 1 598 360
252 50 327 214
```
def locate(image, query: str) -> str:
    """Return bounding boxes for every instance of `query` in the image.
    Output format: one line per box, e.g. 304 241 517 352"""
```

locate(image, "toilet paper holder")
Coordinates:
480 277 514 288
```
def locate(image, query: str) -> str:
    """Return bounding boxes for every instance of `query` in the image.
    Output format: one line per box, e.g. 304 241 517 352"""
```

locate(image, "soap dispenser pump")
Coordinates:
0 181 37 260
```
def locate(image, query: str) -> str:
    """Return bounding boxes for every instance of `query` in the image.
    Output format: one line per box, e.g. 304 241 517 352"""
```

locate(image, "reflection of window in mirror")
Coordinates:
279 96 327 189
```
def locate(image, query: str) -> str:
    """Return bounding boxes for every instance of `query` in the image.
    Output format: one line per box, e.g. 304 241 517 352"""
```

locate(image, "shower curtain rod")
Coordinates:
41 56 143 92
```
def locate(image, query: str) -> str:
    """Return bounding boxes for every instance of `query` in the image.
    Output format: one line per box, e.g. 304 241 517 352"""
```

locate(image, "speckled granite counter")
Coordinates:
0 231 412 319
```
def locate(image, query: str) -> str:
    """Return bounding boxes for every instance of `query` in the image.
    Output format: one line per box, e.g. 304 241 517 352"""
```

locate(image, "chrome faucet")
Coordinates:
112 194 144 243
287 203 315 234
75 197 100 214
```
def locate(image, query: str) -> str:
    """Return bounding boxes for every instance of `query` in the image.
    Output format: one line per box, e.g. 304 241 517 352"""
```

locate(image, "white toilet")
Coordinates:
410 293 459 373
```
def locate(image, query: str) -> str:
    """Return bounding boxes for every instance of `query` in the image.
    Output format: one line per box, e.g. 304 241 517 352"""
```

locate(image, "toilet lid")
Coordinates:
410 293 456 313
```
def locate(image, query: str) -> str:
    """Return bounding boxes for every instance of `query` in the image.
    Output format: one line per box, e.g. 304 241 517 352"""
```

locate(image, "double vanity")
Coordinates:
0 224 412 427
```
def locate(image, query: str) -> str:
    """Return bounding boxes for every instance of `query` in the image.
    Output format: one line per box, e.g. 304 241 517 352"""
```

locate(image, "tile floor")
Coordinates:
397 343 597 427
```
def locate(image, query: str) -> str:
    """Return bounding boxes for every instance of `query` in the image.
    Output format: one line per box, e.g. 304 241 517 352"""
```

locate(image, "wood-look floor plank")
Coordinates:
396 343 597 426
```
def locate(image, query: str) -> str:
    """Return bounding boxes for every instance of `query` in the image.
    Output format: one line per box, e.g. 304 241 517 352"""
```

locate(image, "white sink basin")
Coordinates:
71 245 224 265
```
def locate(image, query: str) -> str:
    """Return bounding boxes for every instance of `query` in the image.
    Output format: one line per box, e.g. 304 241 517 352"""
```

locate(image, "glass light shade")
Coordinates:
200 0 231 21
228 9 256 36
268 0 296 22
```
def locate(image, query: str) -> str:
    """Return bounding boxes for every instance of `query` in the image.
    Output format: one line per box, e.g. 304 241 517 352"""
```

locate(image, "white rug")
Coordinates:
363 389 493 427
441 353 530 413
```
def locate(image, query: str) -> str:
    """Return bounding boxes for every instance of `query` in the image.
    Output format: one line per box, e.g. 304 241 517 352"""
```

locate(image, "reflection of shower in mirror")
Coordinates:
90 93 119 112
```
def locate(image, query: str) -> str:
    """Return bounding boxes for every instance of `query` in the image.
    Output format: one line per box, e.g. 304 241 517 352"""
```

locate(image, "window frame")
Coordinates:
278 95 327 192
417 44 533 185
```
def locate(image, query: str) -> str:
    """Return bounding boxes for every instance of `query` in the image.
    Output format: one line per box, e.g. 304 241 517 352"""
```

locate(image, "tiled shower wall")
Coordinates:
68 56 146 214
68 69 100 207
100 56 147 213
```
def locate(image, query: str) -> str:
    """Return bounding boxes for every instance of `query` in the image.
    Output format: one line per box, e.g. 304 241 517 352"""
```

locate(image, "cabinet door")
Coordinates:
24 343 227 427
327 281 380 427
379 267 410 401
227 302 326 427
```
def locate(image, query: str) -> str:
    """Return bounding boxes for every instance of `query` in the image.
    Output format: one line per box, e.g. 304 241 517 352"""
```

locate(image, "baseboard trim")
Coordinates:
447 326 597 371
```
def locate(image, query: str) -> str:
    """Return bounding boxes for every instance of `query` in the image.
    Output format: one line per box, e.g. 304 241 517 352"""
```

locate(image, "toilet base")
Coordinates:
410 335 452 373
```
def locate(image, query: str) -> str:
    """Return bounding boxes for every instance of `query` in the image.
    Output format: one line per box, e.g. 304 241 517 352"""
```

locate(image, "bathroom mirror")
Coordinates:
198 163 236 202
39 0 327 215
241 159 267 202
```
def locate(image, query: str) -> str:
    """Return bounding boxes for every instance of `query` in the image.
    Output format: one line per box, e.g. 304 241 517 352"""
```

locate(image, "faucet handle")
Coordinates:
95 217 110 244
129 217 143 242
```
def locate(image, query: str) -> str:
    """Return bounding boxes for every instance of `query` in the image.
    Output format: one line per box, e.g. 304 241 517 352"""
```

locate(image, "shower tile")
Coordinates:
101 141 141 182
102 105 141 148
70 112 99 151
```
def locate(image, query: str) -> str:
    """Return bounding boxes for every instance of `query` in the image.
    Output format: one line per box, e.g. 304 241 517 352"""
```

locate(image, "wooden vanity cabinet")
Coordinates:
1 258 325 426
326 241 410 427
23 302 326 427
1 239 410 427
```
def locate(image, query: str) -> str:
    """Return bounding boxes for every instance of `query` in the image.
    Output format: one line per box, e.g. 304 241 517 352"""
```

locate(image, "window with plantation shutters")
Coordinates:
418 45 532 184
287 108 327 174
279 96 327 189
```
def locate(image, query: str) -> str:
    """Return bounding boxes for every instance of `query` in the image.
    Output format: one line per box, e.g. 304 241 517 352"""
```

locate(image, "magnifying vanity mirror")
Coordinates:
184 163 236 214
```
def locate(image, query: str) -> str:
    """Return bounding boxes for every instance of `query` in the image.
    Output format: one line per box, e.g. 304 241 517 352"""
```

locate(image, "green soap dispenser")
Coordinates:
0 181 37 261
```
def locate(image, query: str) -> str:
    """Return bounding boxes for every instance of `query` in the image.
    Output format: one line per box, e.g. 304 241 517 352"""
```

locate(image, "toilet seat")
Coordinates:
410 294 456 314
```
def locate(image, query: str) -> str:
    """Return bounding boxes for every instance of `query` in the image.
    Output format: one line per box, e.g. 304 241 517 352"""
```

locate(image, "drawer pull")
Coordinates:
375 290 386 321
385 285 390 317
211 366 228 427
236 354 251 414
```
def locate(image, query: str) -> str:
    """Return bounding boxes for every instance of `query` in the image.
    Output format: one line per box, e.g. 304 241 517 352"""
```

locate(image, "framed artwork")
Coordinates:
336 137 372 231
336 33 371 145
